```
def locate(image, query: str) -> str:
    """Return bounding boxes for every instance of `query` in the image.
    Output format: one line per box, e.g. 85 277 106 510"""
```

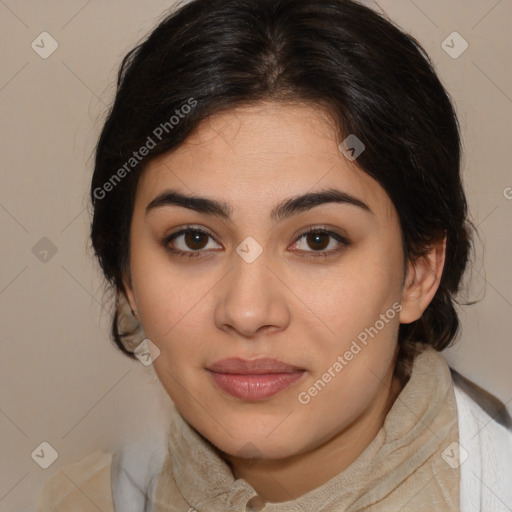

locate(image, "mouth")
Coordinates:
206 357 306 401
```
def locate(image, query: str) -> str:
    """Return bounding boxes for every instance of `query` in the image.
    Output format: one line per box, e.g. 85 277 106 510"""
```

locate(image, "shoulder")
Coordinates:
36 435 169 512
451 366 512 450
451 368 512 511
451 367 512 429
110 430 170 511
37 449 114 512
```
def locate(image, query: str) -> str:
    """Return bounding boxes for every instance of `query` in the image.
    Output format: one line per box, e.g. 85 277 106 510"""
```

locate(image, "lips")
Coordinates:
207 357 303 374
206 358 306 400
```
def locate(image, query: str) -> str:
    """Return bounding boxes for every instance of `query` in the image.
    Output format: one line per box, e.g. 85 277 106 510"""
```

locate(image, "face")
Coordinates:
123 102 413 460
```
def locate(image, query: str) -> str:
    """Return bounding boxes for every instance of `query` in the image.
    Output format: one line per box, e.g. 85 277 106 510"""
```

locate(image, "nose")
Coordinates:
214 250 290 339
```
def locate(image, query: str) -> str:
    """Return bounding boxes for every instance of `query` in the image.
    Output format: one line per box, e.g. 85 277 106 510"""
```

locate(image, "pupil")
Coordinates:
308 233 328 251
186 231 207 250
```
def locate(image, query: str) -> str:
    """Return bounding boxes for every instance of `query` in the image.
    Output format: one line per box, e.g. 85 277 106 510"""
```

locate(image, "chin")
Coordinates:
196 418 308 460
218 436 303 462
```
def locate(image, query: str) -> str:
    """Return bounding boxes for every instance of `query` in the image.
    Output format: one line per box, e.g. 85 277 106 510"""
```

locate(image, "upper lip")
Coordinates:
207 358 304 374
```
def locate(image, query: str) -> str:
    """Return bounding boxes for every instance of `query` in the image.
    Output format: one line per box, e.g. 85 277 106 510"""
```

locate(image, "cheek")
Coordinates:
298 245 402 341
291 246 402 414
129 238 206 336
295 334 397 441
295 274 401 421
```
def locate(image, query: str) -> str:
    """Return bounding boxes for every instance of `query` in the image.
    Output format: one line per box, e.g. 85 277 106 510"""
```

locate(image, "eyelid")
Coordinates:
164 225 221 253
291 224 351 245
291 227 350 259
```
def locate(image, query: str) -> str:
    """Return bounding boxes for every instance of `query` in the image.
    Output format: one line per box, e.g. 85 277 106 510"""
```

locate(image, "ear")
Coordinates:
121 271 138 316
399 236 447 324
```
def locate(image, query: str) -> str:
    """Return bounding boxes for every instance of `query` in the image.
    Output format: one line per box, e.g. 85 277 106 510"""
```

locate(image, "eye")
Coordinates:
290 228 350 259
163 227 221 259
162 226 350 260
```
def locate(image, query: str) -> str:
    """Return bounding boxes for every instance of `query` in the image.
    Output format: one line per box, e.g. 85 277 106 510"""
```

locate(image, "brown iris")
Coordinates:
184 231 209 250
305 232 330 251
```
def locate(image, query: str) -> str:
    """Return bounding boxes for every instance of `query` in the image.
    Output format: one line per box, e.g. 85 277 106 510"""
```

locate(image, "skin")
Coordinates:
122 101 446 502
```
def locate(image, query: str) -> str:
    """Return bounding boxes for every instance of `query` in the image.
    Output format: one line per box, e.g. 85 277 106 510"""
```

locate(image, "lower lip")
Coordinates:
207 371 305 400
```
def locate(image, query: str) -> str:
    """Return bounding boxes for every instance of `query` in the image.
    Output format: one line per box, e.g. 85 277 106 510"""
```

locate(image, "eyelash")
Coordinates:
162 225 351 261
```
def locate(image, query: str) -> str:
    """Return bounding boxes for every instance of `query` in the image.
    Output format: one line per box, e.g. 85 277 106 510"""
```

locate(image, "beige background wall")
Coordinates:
0 1 510 510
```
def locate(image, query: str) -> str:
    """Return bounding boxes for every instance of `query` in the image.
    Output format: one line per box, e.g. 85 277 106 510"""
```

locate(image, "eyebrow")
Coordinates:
145 187 373 223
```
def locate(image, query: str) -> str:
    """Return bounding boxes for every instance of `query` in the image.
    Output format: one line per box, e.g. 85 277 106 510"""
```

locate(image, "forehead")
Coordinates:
135 102 397 222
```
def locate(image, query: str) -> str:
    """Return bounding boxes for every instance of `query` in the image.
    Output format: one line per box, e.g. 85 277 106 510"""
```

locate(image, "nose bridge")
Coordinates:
215 241 289 336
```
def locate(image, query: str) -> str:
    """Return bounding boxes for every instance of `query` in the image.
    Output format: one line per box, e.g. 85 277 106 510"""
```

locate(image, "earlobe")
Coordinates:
399 236 447 324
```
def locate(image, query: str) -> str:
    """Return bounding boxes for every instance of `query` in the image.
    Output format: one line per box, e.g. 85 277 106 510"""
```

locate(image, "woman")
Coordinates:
37 0 512 510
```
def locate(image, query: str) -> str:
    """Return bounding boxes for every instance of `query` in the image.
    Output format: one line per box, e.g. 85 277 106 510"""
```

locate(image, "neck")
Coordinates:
225 362 405 503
